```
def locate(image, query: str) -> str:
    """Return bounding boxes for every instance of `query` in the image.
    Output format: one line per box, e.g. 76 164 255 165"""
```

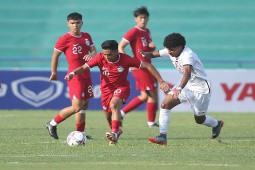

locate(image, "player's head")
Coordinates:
163 33 186 57
101 40 119 62
101 40 118 51
133 6 149 17
67 12 82 21
66 12 83 35
133 6 149 29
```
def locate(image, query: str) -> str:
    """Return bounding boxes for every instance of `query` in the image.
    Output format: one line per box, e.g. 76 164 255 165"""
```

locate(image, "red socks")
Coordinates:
147 102 157 122
53 114 65 124
112 120 121 134
122 97 143 114
76 122 85 132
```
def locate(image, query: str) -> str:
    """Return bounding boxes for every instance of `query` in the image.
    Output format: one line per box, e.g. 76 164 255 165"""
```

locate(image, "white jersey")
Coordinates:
159 47 210 94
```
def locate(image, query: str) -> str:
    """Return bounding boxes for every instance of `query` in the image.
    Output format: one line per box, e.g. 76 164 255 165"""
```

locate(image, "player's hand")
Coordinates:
138 49 150 59
49 74 57 81
83 54 92 61
159 81 170 93
172 88 181 99
64 72 75 81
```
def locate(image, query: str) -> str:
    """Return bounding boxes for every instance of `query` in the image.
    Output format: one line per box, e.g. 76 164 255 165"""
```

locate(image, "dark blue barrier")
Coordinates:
0 70 143 110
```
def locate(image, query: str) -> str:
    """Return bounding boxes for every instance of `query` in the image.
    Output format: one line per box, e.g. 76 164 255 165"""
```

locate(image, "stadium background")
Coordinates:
0 0 255 111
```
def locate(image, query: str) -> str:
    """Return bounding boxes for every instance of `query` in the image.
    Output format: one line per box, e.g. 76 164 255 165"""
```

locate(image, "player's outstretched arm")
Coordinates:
64 64 89 81
138 49 160 59
140 62 170 93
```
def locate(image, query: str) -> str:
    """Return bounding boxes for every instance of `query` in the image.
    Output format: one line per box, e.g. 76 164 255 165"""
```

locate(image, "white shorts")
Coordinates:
169 89 211 116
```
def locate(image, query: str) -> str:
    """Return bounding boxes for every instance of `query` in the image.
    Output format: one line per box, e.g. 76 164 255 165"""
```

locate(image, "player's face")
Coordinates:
102 49 119 62
67 19 83 35
135 14 149 29
167 46 183 57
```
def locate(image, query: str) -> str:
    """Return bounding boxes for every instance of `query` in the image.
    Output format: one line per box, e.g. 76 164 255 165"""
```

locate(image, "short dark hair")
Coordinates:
67 12 82 21
163 33 186 48
101 40 118 51
133 6 149 17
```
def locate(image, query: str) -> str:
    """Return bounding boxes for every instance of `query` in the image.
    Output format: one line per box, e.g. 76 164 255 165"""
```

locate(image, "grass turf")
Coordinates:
0 110 254 170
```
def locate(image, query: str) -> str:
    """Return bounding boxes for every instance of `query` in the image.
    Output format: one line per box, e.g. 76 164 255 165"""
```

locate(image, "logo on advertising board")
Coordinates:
11 77 63 107
0 83 8 97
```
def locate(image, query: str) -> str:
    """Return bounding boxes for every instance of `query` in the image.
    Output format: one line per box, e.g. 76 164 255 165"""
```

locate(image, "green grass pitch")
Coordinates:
0 110 254 170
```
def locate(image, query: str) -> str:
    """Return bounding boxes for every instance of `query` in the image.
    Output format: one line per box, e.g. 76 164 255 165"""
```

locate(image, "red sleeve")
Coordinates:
126 55 141 68
84 32 94 46
123 28 136 43
86 53 100 68
54 36 67 52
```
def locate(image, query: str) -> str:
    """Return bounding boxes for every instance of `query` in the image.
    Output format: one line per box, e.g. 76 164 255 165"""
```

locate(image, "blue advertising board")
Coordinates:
0 70 144 110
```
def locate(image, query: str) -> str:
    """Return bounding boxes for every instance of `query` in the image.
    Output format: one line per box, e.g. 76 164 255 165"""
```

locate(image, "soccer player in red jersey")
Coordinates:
118 6 159 127
46 12 97 139
65 40 169 145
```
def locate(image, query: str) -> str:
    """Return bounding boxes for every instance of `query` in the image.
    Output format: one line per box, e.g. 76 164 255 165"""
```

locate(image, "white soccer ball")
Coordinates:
66 131 87 147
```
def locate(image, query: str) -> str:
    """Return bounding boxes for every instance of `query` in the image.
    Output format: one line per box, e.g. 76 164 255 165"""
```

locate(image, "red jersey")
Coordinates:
123 26 153 63
86 53 141 90
54 32 94 79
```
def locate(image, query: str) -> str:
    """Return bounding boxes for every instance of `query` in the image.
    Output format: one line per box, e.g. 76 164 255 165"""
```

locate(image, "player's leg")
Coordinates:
149 93 180 145
106 97 123 144
106 87 129 144
146 89 159 127
121 91 147 117
75 99 93 139
191 93 224 139
121 70 148 117
46 98 82 139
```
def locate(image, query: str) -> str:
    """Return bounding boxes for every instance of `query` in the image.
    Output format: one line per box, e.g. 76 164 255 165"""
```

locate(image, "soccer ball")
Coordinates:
66 131 87 147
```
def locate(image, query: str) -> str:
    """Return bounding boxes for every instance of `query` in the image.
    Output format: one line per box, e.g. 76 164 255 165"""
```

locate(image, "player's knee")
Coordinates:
161 102 170 110
195 119 204 124
109 102 118 111
194 115 206 124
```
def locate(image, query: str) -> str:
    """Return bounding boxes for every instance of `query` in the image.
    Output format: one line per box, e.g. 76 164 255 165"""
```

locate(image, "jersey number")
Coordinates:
73 45 82 54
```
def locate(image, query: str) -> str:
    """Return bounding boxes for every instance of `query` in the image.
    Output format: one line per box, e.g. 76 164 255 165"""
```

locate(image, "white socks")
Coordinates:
159 108 171 134
120 110 126 118
202 115 218 127
50 119 57 126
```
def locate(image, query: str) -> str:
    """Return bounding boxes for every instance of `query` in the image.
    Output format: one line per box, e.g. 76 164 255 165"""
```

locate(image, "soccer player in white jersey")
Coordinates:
139 33 224 145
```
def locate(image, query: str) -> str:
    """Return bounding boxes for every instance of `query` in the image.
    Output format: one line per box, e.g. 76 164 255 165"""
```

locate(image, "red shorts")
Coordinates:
101 86 130 113
132 69 158 91
67 78 94 101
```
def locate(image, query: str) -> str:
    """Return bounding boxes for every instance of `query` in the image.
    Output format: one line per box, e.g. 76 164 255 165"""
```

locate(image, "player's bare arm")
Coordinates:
173 64 192 99
118 39 129 53
83 45 97 61
64 64 89 81
138 49 160 59
140 62 169 93
50 50 62 81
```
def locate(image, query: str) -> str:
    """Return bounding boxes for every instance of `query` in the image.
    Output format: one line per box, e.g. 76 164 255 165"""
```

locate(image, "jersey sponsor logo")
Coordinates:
0 83 8 97
85 39 90 46
11 77 63 107
117 66 124 72
103 106 107 110
102 67 110 76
